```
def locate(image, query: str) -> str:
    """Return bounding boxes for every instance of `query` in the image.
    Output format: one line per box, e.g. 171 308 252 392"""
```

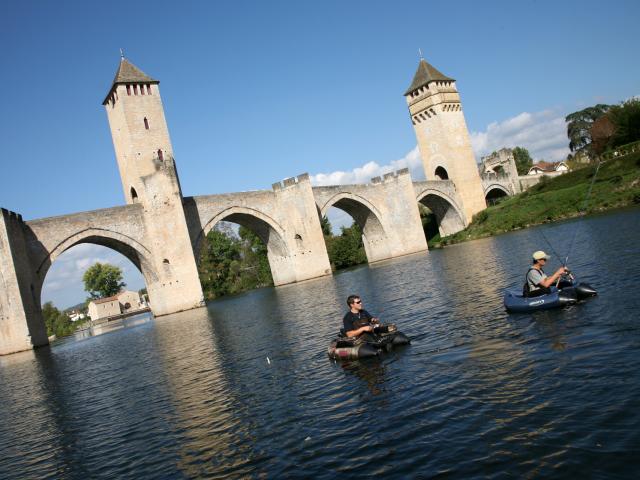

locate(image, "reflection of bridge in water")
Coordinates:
1 56 515 355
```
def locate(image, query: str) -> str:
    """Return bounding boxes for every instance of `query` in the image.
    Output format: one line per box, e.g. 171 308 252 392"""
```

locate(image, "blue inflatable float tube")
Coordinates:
504 278 597 313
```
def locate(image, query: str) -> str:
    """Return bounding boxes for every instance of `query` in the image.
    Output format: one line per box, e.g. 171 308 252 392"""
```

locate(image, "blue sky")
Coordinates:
1 0 638 308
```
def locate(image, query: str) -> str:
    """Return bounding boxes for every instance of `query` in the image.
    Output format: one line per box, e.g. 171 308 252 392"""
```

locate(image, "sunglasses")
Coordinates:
354 300 362 304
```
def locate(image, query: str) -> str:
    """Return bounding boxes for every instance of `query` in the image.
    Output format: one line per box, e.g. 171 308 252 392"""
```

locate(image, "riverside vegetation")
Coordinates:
437 150 640 247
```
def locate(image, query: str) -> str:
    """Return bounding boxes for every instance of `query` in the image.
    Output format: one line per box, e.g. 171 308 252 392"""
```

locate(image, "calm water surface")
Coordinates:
2 208 640 479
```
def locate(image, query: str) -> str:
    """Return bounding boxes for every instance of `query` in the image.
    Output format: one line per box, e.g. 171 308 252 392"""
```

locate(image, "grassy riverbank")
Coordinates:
436 151 640 247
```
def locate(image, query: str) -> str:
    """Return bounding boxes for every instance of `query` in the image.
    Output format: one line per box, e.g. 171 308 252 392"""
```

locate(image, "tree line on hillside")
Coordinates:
566 99 640 159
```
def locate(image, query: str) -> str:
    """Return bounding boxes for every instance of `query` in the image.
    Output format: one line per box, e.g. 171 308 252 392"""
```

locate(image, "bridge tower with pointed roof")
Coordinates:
404 58 486 224
102 56 205 316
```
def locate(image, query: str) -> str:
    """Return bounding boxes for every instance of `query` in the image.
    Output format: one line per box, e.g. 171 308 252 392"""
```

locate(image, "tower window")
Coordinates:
435 166 449 180
126 85 131 95
144 117 149 130
131 187 139 203
133 84 138 95
157 149 164 161
140 84 145 95
147 85 152 95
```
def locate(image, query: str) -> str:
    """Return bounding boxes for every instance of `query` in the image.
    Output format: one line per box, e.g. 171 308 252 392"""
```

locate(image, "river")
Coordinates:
1 208 639 479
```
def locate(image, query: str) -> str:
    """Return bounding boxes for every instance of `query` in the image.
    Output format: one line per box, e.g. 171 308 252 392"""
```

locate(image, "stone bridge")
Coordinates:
0 168 474 355
0 55 522 355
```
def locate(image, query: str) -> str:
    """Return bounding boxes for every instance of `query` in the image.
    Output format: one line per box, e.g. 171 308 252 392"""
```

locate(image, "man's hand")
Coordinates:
555 266 569 276
361 325 374 333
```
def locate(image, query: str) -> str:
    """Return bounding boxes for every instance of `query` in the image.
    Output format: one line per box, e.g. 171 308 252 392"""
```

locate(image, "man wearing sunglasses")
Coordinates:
343 295 379 338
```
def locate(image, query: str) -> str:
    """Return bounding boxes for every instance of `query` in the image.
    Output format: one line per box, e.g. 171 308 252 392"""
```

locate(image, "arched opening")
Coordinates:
485 186 509 205
319 193 391 268
417 191 466 245
130 187 139 203
196 208 291 299
434 166 449 180
493 165 505 176
39 238 154 342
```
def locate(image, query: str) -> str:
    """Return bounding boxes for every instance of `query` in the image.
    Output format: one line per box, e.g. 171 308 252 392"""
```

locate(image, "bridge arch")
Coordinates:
196 206 294 286
197 206 289 260
416 189 466 238
34 227 158 310
484 184 510 205
319 192 391 263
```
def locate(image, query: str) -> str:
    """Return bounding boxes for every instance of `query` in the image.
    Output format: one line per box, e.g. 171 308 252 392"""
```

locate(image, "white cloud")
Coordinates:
470 110 570 162
310 146 425 186
311 109 572 189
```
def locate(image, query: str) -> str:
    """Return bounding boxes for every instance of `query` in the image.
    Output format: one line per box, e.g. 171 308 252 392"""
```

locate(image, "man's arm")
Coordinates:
538 267 569 288
345 325 374 338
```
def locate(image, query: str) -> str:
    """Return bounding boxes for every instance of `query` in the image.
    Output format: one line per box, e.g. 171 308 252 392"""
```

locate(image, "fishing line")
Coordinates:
563 159 602 267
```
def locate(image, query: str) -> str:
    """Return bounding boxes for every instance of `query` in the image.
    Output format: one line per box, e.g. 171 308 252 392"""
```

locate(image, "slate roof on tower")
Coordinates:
102 58 159 104
404 59 454 96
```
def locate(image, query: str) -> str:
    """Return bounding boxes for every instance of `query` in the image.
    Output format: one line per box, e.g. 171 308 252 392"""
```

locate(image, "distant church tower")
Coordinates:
404 57 486 223
102 56 204 315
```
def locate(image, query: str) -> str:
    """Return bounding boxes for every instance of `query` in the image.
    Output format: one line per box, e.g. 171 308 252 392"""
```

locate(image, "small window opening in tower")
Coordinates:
147 85 152 95
144 117 149 130
130 187 139 203
133 84 138 95
163 259 170 264
126 85 131 95
140 84 145 95
434 166 449 180
157 149 164 161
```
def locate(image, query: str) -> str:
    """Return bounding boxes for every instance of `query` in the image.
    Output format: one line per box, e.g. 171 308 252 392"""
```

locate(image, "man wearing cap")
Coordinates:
525 251 569 297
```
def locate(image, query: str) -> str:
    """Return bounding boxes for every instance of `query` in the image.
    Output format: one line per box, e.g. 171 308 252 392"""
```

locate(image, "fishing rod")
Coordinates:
563 158 602 267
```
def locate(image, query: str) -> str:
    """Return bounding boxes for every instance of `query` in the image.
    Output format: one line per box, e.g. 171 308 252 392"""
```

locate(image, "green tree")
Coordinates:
197 224 273 300
82 262 126 299
320 215 332 236
512 146 534 175
608 99 640 148
238 226 273 289
42 301 76 338
327 223 367 270
565 104 611 154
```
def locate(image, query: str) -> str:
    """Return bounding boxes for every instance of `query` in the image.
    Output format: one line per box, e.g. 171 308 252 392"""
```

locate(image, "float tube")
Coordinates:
504 277 597 313
327 324 410 360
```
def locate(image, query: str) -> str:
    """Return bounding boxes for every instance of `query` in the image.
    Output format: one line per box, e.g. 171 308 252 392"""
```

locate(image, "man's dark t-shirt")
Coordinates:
343 309 373 333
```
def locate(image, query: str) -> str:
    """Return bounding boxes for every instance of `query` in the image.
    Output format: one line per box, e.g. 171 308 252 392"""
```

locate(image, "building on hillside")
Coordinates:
527 161 569 175
68 310 86 322
87 290 144 321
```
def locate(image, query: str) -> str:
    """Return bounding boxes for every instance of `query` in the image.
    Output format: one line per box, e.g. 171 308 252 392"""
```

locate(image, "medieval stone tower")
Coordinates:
102 57 205 315
404 58 486 223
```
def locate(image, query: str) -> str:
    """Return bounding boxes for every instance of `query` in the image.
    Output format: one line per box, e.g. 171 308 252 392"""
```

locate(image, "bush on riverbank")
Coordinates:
440 151 640 246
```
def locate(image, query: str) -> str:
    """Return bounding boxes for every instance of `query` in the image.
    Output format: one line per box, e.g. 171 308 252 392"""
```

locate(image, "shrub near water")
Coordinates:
442 152 640 245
